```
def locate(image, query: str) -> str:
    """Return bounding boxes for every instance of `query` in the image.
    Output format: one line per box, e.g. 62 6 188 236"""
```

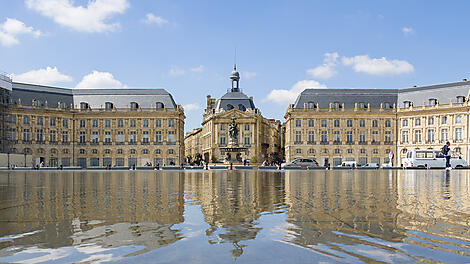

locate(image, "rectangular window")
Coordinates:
245 124 250 130
333 130 340 142
80 120 85 128
79 131 86 143
428 129 434 142
156 119 161 127
92 120 98 127
308 131 314 143
92 131 99 143
415 118 421 126
156 131 162 143
334 120 340 127
456 128 463 141
372 131 379 142
428 117 434 125
321 131 327 142
143 131 149 143
9 115 16 124
105 120 111 128
9 128 16 141
308 120 314 127
359 131 366 143
23 116 30 125
321 120 327 127
130 131 137 143
402 131 409 143
360 120 365 127
36 129 43 142
385 120 391 127
130 120 136 127
295 131 302 143
415 130 422 143
143 120 149 127
23 129 30 142
220 134 226 146
402 119 408 127
347 131 353 143
115 158 124 166
168 119 175 127
50 130 56 142
220 124 226 131
105 131 111 143
62 131 68 143
37 117 43 126
347 120 353 127
295 120 301 127
372 120 378 127
168 131 175 143
118 120 123 128
62 119 68 127
117 131 124 143
441 116 447 125
244 135 251 145
456 115 462 124
50 118 56 126
385 131 391 143
441 129 448 141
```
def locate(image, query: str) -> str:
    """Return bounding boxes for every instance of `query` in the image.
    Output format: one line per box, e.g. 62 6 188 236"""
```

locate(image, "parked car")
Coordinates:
282 158 319 168
337 161 357 168
363 163 379 168
402 149 467 168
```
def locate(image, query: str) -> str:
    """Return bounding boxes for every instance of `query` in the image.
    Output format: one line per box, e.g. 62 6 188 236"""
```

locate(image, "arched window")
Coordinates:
227 104 234 110
333 102 341 109
307 101 316 109
403 101 412 108
32 99 41 106
238 104 246 111
358 102 367 109
59 102 68 109
130 102 139 110
156 102 164 109
456 96 466 103
24 148 31 154
105 102 114 110
428 98 438 106
383 102 391 108
80 102 89 110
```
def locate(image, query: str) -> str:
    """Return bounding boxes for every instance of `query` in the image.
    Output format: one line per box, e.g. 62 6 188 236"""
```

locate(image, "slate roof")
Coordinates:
214 91 256 111
293 81 470 109
11 82 178 109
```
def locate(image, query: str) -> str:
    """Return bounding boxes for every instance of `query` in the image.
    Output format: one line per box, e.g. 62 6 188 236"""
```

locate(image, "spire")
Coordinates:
230 65 240 92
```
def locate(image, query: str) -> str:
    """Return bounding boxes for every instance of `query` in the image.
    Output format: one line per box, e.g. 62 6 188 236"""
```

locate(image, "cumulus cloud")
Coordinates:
25 0 129 33
189 65 205 73
402 27 414 35
142 13 168 26
242 71 257 79
76 70 126 88
12 66 72 85
183 103 201 111
307 52 339 79
169 66 185 76
0 18 42 46
342 55 414 75
266 80 326 105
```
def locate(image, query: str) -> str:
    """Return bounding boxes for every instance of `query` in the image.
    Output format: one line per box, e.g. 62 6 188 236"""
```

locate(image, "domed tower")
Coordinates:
230 64 240 92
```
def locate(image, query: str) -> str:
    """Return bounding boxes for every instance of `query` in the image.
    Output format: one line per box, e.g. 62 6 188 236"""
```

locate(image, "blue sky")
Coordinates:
1 0 470 131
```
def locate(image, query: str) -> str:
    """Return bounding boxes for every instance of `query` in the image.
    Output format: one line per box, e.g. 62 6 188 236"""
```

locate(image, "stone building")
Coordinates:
285 80 470 166
184 127 202 162
186 66 282 164
0 74 12 153
9 82 185 167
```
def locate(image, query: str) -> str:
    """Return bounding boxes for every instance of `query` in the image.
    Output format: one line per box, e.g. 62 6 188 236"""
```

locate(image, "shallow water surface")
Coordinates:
0 170 469 263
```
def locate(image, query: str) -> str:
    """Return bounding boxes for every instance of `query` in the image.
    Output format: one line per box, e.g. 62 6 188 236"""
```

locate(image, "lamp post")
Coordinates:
7 152 10 169
24 152 27 167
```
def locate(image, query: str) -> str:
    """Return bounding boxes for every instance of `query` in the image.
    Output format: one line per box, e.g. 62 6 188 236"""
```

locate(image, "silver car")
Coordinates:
283 158 319 168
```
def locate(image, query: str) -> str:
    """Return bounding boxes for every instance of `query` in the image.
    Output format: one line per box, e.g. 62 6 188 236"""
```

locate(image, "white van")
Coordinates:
338 161 357 168
402 149 467 168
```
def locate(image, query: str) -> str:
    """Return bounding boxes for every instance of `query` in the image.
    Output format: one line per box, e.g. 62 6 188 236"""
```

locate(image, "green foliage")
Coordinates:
211 155 219 163
249 156 258 164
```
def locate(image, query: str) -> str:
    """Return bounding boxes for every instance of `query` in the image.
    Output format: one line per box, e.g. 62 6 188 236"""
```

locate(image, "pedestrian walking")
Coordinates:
443 141 452 170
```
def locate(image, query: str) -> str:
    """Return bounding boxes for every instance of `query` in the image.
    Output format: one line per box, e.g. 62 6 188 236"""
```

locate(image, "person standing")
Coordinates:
389 151 394 167
443 141 451 170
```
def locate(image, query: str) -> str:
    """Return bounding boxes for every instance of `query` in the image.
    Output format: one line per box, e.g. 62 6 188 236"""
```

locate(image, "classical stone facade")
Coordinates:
9 83 185 167
285 80 470 166
184 128 202 161
0 74 12 153
185 66 282 164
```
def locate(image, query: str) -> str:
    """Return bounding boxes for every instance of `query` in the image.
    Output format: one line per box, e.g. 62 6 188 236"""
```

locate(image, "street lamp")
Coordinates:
7 152 10 169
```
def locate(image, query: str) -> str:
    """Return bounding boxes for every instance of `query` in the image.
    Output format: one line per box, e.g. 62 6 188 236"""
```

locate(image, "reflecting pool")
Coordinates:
0 170 469 263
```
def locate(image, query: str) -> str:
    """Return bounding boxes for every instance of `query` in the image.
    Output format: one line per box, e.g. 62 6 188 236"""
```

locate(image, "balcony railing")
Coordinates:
359 141 368 145
294 141 303 145
333 141 341 145
371 141 380 145
320 141 329 145
307 141 315 145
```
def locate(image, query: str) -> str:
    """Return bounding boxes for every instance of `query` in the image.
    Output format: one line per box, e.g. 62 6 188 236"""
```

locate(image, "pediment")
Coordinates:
217 109 255 119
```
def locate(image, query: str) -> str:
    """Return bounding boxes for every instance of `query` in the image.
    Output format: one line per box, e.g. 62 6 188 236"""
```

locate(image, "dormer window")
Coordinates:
238 104 246 111
358 102 367 109
456 96 465 103
227 104 234 110
80 102 89 110
32 99 41 107
383 102 391 108
130 102 139 110
156 102 164 109
429 98 438 106
332 102 341 109
307 101 316 109
105 102 114 110
59 102 68 109
403 101 412 108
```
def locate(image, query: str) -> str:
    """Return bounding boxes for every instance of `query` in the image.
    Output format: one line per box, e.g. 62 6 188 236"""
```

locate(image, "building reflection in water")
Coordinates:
0 170 469 263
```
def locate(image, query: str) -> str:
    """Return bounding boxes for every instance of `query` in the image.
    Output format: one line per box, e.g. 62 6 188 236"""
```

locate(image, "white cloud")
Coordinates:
12 66 72 85
169 66 185 76
402 27 414 35
143 13 168 26
306 52 339 79
342 55 414 75
266 80 326 105
25 0 129 33
183 103 201 111
189 65 205 73
242 71 257 79
76 70 126 88
0 18 42 46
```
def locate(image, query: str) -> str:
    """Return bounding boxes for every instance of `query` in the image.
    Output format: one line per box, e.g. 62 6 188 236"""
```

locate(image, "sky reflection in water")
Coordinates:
0 170 469 263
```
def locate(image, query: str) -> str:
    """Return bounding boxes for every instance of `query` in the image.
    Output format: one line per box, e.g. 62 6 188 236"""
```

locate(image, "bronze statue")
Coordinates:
228 117 239 141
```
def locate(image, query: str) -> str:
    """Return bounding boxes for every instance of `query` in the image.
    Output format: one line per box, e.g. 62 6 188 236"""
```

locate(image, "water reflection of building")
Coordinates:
0 171 185 253
184 171 285 257
283 170 404 260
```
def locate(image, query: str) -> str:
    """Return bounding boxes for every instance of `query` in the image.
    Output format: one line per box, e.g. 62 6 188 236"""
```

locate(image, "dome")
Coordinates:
230 70 240 79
